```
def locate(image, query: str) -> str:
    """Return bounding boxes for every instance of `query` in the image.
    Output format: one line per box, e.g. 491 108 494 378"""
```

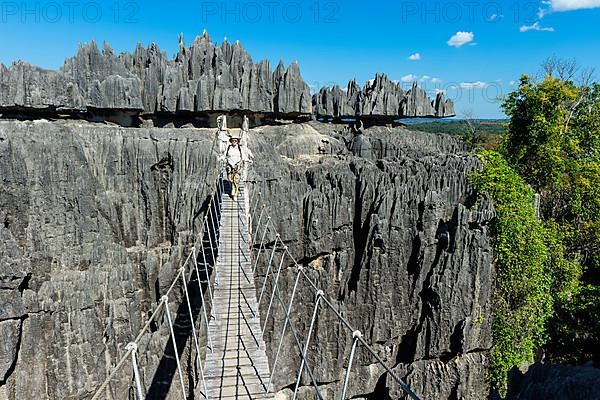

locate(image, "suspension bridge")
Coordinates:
90 137 422 400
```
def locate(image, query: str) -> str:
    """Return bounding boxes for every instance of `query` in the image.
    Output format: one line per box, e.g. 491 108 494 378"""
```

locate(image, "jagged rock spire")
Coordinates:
0 32 453 121
0 31 311 117
313 73 455 119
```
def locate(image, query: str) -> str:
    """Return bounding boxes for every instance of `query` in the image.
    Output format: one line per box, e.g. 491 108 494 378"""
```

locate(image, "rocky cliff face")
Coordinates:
246 122 494 399
0 32 312 119
313 74 456 121
2 116 594 400
0 33 455 126
503 363 600 400
0 120 217 399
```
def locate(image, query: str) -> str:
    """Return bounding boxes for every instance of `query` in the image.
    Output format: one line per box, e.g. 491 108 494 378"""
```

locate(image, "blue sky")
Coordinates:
1 0 599 118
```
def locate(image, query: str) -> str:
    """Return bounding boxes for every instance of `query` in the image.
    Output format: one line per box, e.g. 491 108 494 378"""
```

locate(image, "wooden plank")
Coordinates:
203 190 275 399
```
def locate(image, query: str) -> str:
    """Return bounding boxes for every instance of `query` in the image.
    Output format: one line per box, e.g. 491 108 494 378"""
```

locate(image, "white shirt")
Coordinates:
226 144 243 166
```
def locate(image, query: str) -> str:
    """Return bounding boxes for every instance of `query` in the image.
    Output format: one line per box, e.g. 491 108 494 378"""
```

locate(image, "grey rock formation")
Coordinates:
505 363 600 400
0 32 312 119
313 74 456 120
0 120 218 399
246 122 493 399
1 115 595 400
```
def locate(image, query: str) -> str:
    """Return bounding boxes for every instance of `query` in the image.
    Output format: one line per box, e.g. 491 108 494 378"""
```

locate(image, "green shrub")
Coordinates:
470 150 556 391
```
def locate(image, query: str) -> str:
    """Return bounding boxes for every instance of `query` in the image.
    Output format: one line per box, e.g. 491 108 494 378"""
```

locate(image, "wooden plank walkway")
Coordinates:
204 184 274 399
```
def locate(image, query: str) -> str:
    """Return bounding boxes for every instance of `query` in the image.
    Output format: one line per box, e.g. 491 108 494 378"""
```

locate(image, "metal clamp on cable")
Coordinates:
316 290 324 299
353 330 363 339
125 342 138 352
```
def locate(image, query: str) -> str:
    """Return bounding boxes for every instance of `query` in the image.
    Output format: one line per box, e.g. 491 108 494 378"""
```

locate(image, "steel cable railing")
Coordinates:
244 162 422 400
89 126 424 400
91 135 224 400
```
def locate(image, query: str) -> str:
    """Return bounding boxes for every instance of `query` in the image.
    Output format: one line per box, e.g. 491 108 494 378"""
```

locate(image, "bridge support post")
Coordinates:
263 248 288 333
293 290 324 400
252 216 271 274
180 268 209 398
194 246 214 311
193 247 214 353
258 234 280 311
125 342 145 400
204 216 218 286
251 204 265 246
162 295 187 400
339 331 362 400
267 266 304 394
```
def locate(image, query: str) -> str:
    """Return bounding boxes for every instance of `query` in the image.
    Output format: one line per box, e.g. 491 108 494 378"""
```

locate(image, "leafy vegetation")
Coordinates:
470 151 559 390
469 66 599 391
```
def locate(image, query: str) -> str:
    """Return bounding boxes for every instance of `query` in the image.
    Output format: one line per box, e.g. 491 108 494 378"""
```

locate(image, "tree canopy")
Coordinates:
471 67 600 391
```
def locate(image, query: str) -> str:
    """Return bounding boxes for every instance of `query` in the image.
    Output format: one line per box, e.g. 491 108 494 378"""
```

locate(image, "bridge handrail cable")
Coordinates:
91 135 223 400
246 165 422 400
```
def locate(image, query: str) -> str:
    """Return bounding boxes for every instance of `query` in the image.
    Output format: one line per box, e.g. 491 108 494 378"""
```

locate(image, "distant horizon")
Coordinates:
1 1 598 119
402 117 509 123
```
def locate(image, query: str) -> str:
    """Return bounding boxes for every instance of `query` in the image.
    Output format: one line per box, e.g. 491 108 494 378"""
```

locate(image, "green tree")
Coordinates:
470 68 599 390
502 75 579 194
500 70 600 367
470 151 555 391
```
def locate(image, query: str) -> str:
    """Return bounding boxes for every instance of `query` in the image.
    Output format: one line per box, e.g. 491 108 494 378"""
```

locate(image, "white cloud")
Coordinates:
419 75 431 82
538 7 550 18
538 0 600 18
447 31 475 47
549 0 600 11
401 74 418 83
487 13 504 21
509 80 517 86
460 81 488 89
431 77 443 84
520 22 555 32
408 52 421 61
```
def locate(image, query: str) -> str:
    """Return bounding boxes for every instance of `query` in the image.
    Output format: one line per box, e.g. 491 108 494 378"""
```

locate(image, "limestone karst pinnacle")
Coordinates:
0 32 454 122
313 73 455 120
0 32 312 117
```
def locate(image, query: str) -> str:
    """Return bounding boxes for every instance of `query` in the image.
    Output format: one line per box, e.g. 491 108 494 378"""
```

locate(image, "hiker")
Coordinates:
224 132 252 199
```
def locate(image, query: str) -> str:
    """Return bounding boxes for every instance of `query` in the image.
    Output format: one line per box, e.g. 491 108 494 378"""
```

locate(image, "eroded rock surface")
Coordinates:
246 122 493 399
4 114 593 400
0 120 217 399
1 33 456 125
504 363 600 400
313 74 456 121
0 32 312 118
